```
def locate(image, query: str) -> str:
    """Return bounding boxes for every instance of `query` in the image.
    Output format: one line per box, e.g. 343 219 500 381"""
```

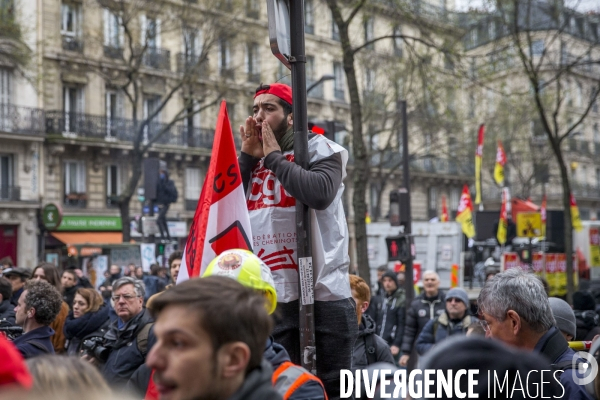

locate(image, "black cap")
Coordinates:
381 271 398 288
3 267 31 279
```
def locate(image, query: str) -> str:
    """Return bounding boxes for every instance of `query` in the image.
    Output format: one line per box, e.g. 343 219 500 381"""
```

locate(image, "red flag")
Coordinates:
177 101 253 282
441 195 449 222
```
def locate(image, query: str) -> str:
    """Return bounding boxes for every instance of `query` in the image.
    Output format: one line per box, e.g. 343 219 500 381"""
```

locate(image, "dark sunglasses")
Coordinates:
446 297 462 303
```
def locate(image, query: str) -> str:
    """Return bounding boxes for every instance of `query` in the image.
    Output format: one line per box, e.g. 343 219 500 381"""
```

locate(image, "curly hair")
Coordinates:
24 280 63 326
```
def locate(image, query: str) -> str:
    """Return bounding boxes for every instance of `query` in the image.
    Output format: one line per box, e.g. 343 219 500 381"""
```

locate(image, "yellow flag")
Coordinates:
497 191 507 244
570 193 583 232
456 184 476 238
494 140 506 186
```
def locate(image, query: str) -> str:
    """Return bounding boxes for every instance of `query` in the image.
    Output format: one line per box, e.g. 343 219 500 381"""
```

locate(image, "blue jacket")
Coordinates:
264 337 325 400
63 303 111 356
12 326 55 358
535 326 595 400
415 312 472 355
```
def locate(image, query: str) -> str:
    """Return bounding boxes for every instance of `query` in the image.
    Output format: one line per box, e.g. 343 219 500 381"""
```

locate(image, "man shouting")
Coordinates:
239 83 357 397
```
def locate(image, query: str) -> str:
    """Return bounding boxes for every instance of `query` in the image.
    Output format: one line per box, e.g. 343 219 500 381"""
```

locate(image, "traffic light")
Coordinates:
385 235 411 262
389 189 410 227
157 243 165 256
308 120 339 142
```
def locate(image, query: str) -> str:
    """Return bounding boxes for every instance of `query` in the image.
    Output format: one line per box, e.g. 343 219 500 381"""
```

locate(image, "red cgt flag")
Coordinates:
441 195 449 222
177 101 253 282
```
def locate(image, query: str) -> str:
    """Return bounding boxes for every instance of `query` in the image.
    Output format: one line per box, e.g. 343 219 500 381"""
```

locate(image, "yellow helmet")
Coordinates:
203 249 277 314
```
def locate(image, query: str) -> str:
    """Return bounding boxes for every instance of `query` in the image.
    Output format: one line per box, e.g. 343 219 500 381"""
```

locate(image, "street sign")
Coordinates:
385 235 410 262
42 203 63 230
266 0 291 70
516 212 542 238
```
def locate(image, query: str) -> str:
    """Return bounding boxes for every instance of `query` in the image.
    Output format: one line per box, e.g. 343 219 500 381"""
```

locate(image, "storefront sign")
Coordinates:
57 216 122 231
42 203 63 230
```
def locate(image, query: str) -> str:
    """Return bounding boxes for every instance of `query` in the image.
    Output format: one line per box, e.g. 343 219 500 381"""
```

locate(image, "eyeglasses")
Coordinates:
479 320 491 332
112 294 139 302
446 297 462 303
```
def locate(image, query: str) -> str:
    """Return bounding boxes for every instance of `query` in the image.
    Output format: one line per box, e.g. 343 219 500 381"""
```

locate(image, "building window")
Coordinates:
428 187 438 219
246 42 260 82
304 0 314 34
106 89 123 137
63 86 84 133
103 9 122 57
183 99 201 146
365 68 375 92
219 38 232 78
470 29 477 46
64 160 86 207
61 3 82 51
333 62 344 101
183 28 202 58
450 187 460 218
530 40 544 56
0 154 14 200
393 25 402 57
370 183 380 220
246 0 260 18
143 95 161 141
0 68 11 105
141 15 160 49
106 164 122 207
331 9 339 41
364 17 374 49
185 167 203 211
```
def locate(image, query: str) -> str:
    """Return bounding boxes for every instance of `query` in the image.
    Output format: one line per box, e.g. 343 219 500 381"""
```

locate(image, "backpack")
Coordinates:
166 180 178 203
136 322 153 356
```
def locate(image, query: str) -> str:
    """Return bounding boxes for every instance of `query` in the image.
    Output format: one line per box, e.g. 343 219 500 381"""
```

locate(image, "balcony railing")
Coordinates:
62 36 84 53
572 182 600 199
64 192 87 208
0 186 20 201
104 45 123 59
176 53 208 75
141 47 171 70
0 103 46 135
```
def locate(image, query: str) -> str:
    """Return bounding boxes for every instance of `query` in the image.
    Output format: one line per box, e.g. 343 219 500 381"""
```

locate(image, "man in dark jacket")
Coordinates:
368 271 405 359
399 270 445 367
94 277 154 387
415 287 473 355
3 267 30 306
0 277 15 324
61 269 82 309
573 291 600 341
479 268 594 400
12 280 63 358
155 162 177 241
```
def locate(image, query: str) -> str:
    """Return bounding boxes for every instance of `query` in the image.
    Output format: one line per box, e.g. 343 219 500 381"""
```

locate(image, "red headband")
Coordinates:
254 83 293 105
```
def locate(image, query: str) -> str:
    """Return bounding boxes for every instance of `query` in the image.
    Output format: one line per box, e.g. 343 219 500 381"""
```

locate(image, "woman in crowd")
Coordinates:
30 263 70 353
63 288 110 356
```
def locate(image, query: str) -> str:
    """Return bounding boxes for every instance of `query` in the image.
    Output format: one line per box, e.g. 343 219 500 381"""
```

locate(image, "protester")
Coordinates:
125 263 137 278
573 291 600 341
155 161 178 241
374 266 389 297
549 297 577 341
0 277 15 324
143 265 165 302
73 266 94 289
167 251 182 284
399 270 445 367
239 82 356 396
12 280 63 358
93 277 154 387
99 265 122 301
61 269 80 309
146 275 281 400
478 267 594 400
27 355 114 400
368 271 405 359
30 263 69 354
4 267 30 306
0 256 13 272
349 275 394 370
134 266 144 280
64 288 110 356
415 287 473 355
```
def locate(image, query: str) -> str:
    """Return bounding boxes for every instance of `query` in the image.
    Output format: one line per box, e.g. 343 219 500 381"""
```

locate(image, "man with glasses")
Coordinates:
478 268 594 400
89 277 154 387
415 287 473 355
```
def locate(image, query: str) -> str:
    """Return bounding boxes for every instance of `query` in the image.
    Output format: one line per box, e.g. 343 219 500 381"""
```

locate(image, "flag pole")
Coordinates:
289 0 317 374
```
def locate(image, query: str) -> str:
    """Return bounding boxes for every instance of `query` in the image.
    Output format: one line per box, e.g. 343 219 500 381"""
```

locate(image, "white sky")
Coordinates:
453 0 600 13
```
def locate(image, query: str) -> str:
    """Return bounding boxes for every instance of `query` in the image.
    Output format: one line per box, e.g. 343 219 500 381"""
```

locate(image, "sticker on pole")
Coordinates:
299 257 314 305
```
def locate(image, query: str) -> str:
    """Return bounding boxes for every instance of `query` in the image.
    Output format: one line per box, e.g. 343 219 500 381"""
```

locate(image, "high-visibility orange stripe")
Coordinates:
272 361 294 385
283 372 328 400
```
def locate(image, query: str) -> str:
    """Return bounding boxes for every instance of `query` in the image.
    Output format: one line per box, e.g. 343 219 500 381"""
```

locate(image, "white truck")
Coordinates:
366 221 465 290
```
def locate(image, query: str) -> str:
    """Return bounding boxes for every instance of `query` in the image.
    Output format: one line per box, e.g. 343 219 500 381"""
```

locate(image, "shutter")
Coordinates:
156 18 161 48
140 15 147 44
103 9 110 46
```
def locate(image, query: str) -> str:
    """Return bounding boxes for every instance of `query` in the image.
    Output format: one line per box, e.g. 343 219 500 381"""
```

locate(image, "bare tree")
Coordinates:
91 0 244 241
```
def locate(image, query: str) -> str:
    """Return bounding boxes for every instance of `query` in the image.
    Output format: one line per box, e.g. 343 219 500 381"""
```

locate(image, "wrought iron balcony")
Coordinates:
0 186 20 201
140 47 171 70
62 36 84 53
104 45 123 59
64 192 87 208
572 182 600 199
175 53 208 75
0 103 46 135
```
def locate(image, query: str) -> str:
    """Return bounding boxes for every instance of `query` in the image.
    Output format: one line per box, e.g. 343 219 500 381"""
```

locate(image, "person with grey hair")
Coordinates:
12 280 63 358
478 268 594 400
87 276 154 388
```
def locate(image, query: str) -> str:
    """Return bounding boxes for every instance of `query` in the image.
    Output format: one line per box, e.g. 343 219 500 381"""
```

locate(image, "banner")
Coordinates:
494 140 506 186
441 195 449 222
541 195 547 237
571 193 583 232
178 101 253 283
456 184 475 238
497 190 508 245
475 124 485 205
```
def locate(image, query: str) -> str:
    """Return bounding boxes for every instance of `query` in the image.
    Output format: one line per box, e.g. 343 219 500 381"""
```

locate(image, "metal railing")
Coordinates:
140 47 171 70
104 45 123 59
175 53 209 75
0 186 19 201
0 103 46 135
62 36 84 53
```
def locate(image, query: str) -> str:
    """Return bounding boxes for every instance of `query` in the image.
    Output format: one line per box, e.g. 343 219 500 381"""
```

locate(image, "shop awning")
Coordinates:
50 232 123 245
